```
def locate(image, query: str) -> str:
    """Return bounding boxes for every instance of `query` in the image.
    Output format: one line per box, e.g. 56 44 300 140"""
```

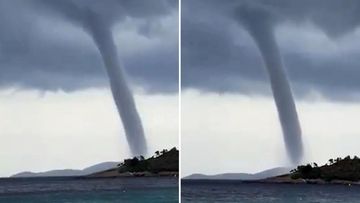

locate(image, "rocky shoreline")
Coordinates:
247 174 360 186
87 168 178 178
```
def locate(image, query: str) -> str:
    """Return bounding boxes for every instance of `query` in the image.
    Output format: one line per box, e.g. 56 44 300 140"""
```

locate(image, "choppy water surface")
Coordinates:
0 177 178 203
182 180 360 203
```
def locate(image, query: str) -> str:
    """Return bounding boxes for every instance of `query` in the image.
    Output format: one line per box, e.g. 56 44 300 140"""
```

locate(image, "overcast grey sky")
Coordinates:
182 0 360 176
182 0 360 100
0 0 178 93
0 0 178 177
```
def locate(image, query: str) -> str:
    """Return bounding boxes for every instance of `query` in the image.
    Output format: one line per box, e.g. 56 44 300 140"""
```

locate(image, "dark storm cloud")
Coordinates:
0 0 178 92
182 0 360 100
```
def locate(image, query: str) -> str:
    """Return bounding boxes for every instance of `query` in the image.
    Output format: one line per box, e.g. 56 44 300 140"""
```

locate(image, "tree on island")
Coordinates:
161 149 168 155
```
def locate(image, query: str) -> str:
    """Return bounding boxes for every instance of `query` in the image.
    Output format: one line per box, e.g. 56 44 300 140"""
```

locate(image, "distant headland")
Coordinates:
184 167 292 180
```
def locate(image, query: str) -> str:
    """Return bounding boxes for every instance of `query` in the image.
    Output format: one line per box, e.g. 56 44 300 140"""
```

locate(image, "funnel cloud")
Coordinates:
235 4 303 164
86 13 147 156
38 0 152 156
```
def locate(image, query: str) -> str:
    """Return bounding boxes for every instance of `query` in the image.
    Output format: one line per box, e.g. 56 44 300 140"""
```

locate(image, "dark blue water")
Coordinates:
182 180 360 203
0 177 178 202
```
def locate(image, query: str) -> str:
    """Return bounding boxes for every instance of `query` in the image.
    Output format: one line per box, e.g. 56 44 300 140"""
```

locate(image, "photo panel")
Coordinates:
0 0 179 202
181 0 360 202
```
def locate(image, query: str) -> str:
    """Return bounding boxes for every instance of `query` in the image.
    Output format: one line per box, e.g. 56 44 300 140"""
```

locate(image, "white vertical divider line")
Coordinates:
178 0 182 201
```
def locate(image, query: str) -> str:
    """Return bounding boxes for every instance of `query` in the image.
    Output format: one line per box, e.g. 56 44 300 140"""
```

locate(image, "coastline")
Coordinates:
252 174 360 185
182 175 360 186
87 168 178 178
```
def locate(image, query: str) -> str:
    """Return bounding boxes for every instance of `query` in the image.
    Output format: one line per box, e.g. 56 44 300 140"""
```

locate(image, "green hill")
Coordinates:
118 147 179 173
291 155 360 182
87 147 179 177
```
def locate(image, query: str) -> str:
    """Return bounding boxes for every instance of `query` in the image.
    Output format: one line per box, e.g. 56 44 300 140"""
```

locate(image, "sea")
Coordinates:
182 180 360 203
0 177 178 203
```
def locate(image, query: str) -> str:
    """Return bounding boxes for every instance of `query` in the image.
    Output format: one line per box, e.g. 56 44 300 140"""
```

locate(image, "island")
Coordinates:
184 155 360 186
260 155 360 185
88 147 179 178
10 147 178 178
